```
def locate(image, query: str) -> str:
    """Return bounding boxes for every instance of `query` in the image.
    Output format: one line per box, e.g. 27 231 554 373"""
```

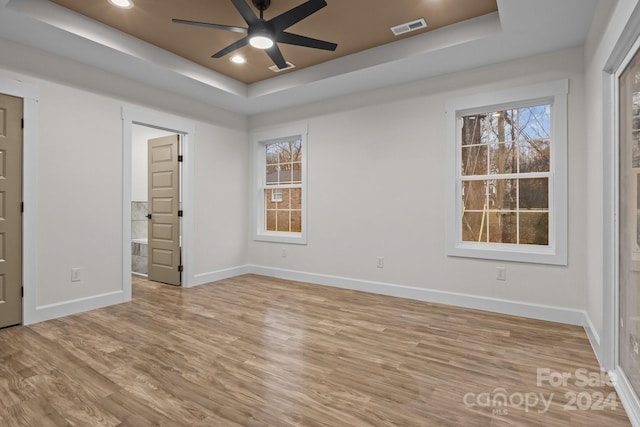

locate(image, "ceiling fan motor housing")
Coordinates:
252 0 271 11
249 21 275 39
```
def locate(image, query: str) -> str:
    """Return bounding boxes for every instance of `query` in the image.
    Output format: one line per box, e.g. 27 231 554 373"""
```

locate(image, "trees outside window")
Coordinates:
446 80 567 265
461 105 550 246
264 139 302 233
253 124 307 244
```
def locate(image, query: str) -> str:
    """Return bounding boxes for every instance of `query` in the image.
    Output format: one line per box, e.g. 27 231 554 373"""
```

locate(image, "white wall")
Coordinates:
248 47 588 316
0 38 250 319
35 78 124 307
192 120 249 278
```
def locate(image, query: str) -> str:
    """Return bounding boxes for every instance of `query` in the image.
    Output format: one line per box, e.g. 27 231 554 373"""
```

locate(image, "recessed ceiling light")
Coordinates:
230 55 246 64
109 0 134 9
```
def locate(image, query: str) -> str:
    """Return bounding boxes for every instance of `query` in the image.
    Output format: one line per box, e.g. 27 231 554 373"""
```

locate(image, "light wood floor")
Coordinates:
0 275 631 426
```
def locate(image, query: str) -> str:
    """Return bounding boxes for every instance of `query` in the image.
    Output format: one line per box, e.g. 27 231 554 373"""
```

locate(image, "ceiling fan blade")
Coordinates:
266 45 288 70
212 37 250 58
172 19 248 34
230 0 259 26
270 0 327 31
277 31 337 51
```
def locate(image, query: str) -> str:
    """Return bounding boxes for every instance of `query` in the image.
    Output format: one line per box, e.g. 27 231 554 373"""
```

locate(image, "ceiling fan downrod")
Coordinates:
252 0 271 19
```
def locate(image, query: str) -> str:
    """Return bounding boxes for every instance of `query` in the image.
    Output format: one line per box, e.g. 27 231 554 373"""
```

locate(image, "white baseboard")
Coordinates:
22 264 590 339
24 290 124 325
248 265 586 326
611 368 640 427
189 265 251 288
583 312 602 366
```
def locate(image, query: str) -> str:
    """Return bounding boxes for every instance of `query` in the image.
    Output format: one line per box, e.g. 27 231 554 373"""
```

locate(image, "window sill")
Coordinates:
447 241 567 266
254 231 307 245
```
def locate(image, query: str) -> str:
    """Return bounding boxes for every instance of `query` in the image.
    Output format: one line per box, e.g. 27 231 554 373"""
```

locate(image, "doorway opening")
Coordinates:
122 107 195 301
131 126 182 286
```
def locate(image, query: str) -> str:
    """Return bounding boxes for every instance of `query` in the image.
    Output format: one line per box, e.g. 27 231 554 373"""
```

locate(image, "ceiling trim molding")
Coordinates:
0 0 599 115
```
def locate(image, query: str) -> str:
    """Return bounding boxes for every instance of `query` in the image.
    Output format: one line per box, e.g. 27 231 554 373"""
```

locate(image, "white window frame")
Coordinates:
446 80 568 265
253 124 308 244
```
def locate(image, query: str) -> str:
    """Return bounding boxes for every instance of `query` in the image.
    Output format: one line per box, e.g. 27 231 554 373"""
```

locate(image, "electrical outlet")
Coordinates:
377 257 384 268
281 247 287 258
496 267 506 281
71 268 81 282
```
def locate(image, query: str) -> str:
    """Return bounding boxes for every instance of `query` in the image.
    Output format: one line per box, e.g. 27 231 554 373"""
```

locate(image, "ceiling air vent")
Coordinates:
269 62 296 72
390 18 427 36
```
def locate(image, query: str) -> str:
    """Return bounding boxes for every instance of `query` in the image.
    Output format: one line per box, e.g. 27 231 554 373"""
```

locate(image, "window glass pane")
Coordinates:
266 165 278 184
459 103 551 249
266 210 276 231
292 162 302 183
277 211 290 232
279 189 290 209
462 212 485 242
263 188 302 234
290 210 302 232
486 111 515 143
519 139 550 173
520 212 549 245
266 144 279 165
265 139 303 185
279 164 293 184
489 141 516 174
483 115 500 143
519 178 549 209
270 140 301 163
290 188 302 210
270 188 284 203
462 115 485 146
518 105 550 140
490 179 517 210
265 189 277 209
291 140 302 161
462 180 486 211
488 212 517 244
462 145 487 176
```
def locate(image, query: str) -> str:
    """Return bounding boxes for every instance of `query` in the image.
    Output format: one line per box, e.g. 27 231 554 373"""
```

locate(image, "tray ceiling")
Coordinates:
48 0 498 84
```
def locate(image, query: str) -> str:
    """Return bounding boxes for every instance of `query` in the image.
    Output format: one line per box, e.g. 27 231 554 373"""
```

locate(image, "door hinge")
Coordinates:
178 155 183 162
21 202 24 213
178 210 183 217
21 118 24 129
178 265 183 272
21 287 23 298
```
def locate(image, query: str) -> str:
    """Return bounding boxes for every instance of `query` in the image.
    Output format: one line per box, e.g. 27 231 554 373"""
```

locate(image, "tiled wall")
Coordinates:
132 201 148 240
131 201 148 275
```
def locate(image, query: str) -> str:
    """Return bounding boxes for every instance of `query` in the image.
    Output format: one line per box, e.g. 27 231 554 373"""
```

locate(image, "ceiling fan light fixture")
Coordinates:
249 35 274 50
108 0 134 9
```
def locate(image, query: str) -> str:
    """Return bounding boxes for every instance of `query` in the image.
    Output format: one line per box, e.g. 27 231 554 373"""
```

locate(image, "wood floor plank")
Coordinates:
0 274 632 426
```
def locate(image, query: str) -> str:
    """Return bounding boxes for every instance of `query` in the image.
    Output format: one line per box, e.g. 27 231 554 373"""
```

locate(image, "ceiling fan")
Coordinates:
172 0 338 70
